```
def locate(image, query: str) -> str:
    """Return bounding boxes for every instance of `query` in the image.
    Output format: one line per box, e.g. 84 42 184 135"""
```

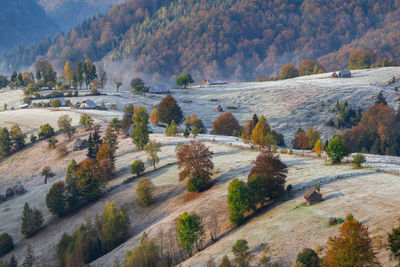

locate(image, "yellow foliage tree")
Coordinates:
150 109 159 124
313 139 323 157
64 60 74 86
250 115 271 149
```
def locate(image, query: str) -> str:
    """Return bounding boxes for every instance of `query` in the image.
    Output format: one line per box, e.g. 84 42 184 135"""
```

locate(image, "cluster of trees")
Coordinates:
242 114 285 149
292 127 321 152
228 150 288 224
56 201 129 266
326 101 362 129
185 114 206 135
280 60 325 80
46 124 118 216
0 124 26 157
343 91 400 156
3 0 399 80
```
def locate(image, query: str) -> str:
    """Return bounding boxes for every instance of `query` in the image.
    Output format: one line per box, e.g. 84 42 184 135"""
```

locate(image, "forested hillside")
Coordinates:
37 0 126 32
0 0 59 52
2 0 400 81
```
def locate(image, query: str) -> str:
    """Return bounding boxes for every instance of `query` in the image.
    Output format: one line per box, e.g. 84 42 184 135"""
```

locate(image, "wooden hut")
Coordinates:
304 188 322 205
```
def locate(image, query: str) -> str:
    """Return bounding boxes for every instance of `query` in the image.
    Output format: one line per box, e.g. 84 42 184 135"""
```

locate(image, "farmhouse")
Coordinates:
73 138 88 151
150 86 171 94
304 188 322 205
204 79 227 86
80 99 98 109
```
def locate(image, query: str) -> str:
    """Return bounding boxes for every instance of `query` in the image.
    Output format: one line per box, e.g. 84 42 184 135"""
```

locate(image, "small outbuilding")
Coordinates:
216 105 224 112
80 99 98 109
338 70 351 78
304 188 322 205
5 187 14 199
204 79 227 86
73 138 89 151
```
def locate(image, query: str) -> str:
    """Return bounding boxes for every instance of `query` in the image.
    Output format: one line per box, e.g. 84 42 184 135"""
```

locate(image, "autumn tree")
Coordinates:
176 72 194 88
124 232 164 267
348 50 376 69
75 158 107 202
131 106 149 150
241 114 258 144
21 203 43 238
96 144 115 176
227 178 249 225
136 177 155 206
323 214 378 266
250 115 272 149
58 115 75 140
64 60 74 86
248 150 287 200
150 109 159 124
84 59 97 88
144 140 161 170
103 125 119 151
326 136 349 164
212 112 241 136
157 95 184 125
176 211 204 255
177 142 214 192
280 63 299 79
306 127 320 148
100 201 130 252
298 60 325 76
297 131 309 155
313 139 323 157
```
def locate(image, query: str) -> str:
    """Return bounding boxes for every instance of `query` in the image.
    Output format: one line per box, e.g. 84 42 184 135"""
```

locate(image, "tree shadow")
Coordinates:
323 192 344 201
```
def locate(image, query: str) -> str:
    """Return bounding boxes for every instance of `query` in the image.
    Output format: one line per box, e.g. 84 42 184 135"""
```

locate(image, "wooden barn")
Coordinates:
304 188 322 205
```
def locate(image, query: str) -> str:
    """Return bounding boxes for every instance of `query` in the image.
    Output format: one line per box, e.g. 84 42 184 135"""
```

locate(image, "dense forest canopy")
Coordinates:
2 0 400 82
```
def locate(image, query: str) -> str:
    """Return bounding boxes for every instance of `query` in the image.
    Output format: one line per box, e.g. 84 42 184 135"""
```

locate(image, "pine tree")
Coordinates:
87 129 102 159
21 203 43 238
375 91 387 106
0 127 11 157
103 125 118 151
9 254 17 267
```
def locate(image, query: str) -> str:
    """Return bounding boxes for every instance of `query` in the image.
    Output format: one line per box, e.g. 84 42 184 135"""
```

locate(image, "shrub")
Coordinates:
281 147 287 154
388 218 400 264
232 239 249 261
212 112 241 136
136 177 155 206
48 136 58 149
296 248 320 267
131 160 145 177
38 123 55 139
50 99 62 108
80 114 94 129
56 142 68 158
352 153 366 167
165 120 178 136
21 203 43 238
326 136 349 164
0 233 14 256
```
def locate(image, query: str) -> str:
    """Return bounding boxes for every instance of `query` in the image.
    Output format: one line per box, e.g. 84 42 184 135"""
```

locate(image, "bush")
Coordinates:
165 120 178 136
232 239 249 261
136 177 155 206
326 136 349 164
0 233 14 256
131 159 145 177
56 142 68 158
296 248 320 267
50 99 62 108
280 63 299 79
352 153 366 167
38 123 55 139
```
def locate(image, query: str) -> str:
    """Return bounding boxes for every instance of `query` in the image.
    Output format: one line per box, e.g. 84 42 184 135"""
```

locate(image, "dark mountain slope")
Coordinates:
0 0 59 52
2 0 400 80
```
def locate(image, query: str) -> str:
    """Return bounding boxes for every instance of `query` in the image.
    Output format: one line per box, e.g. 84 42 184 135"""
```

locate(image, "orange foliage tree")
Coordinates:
75 158 107 202
177 142 214 192
280 63 299 79
297 131 309 154
212 112 241 136
150 109 159 124
323 214 379 267
96 144 115 177
248 150 287 201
